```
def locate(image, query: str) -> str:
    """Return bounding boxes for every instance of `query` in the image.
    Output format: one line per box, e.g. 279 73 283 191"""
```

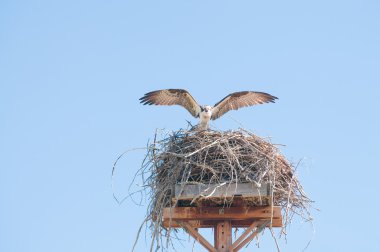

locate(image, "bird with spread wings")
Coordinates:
140 89 278 130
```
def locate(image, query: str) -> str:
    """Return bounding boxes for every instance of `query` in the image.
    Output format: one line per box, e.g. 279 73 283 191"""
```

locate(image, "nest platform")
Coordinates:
133 128 312 251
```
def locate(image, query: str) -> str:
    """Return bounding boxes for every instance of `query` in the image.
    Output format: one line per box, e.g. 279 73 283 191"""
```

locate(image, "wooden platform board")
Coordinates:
161 205 282 251
163 183 280 251
162 206 282 228
174 182 272 199
162 218 282 228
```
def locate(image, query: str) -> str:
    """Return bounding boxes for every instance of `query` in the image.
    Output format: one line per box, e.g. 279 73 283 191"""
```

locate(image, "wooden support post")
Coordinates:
162 204 281 251
215 221 232 252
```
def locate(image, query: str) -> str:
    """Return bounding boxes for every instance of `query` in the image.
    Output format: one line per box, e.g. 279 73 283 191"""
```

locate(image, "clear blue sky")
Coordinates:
1 0 379 251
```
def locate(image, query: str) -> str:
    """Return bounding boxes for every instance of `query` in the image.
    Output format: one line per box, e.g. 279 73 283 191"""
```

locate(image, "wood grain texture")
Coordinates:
162 218 282 228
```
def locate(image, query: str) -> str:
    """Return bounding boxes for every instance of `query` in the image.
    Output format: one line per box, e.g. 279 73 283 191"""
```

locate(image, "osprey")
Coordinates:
140 89 278 130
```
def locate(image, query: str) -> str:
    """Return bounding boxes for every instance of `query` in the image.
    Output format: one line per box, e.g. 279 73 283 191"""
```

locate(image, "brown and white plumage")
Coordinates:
139 89 201 118
140 89 278 130
211 91 277 120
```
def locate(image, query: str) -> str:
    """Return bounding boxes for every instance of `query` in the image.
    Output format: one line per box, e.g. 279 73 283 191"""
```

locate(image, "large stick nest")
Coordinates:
132 128 313 251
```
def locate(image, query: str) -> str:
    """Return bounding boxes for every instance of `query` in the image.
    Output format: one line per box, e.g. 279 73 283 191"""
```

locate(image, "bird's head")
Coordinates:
204 105 212 112
200 105 213 117
201 105 212 112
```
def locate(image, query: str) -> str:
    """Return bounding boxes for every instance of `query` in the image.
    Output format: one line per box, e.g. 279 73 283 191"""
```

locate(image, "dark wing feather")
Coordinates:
211 91 278 120
139 89 201 118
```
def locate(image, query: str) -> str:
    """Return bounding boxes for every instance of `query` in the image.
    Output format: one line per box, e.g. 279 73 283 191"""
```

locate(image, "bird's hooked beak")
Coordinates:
202 106 211 112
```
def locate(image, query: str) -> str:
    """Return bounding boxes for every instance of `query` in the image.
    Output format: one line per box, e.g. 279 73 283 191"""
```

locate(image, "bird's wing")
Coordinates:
139 89 201 118
211 91 278 120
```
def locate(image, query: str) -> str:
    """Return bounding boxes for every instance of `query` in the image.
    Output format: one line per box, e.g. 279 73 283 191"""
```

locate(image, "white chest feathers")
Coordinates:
200 111 212 122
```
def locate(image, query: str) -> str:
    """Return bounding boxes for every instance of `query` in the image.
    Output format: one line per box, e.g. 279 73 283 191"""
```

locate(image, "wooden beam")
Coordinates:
215 221 232 252
163 206 281 220
180 221 216 252
162 218 282 228
232 220 270 252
